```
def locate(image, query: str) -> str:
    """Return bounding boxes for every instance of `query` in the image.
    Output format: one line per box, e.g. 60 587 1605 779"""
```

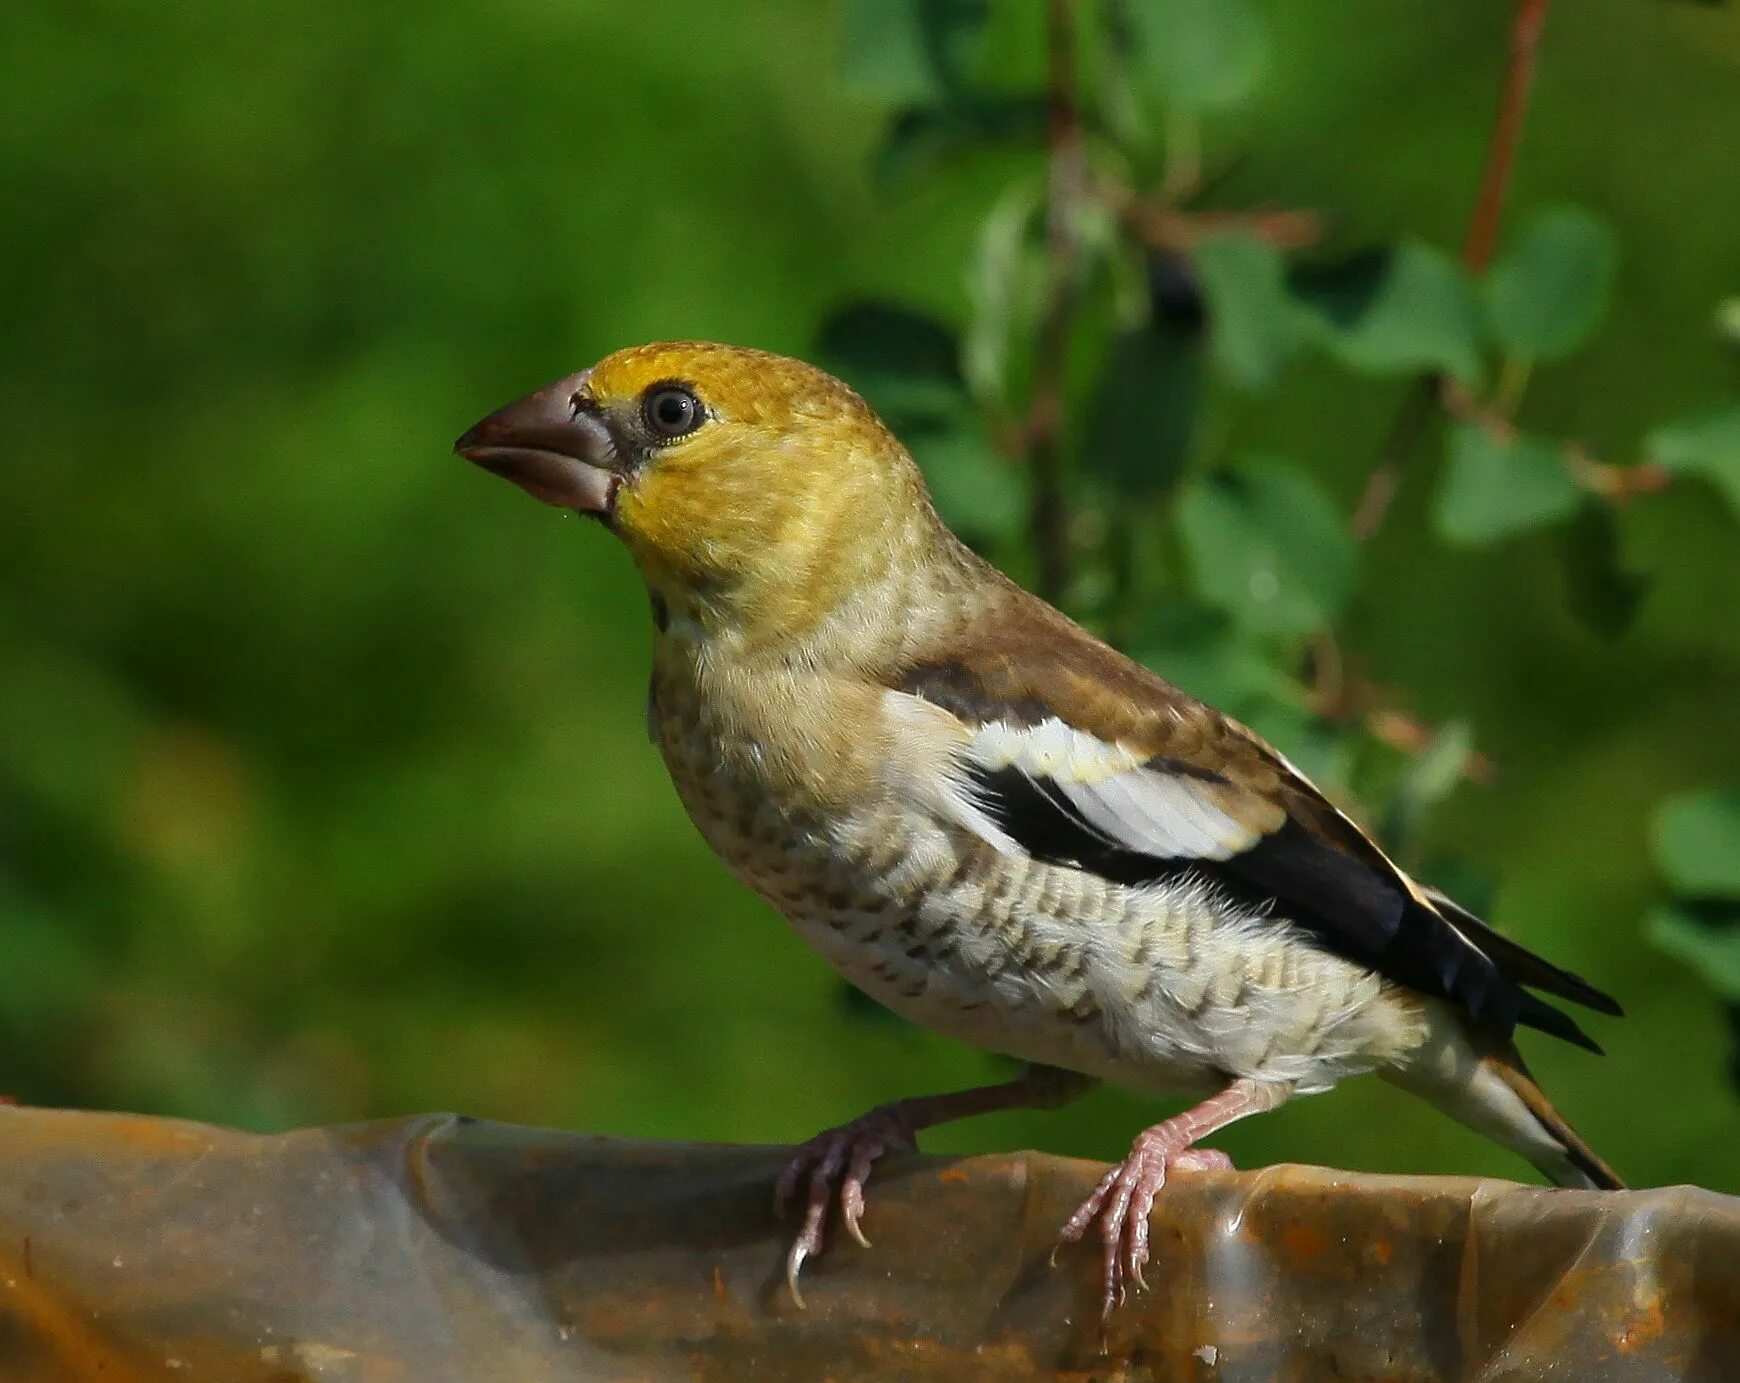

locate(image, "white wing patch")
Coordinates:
967 716 1263 863
972 718 1142 783
878 691 1024 857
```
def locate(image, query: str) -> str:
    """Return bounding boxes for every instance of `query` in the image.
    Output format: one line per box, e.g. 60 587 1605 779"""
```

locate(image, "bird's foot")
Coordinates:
1054 1127 1235 1329
773 1103 917 1306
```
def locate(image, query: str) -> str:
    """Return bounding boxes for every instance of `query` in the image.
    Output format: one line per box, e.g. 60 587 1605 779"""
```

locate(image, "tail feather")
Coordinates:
1422 885 1623 1018
1485 1050 1625 1190
1387 1010 1625 1190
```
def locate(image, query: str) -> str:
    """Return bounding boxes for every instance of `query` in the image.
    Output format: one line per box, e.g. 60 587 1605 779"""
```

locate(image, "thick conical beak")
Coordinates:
454 370 620 516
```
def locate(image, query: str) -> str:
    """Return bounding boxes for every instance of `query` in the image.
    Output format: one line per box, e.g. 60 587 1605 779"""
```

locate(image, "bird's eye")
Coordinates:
642 385 704 439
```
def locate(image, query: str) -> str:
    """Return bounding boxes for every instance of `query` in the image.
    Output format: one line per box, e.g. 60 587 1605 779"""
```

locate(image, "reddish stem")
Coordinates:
1464 0 1551 272
1351 0 1553 541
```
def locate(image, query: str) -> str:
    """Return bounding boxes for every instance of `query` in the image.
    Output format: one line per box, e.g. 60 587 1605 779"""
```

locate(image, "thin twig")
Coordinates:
1157 107 1202 206
1350 0 1552 541
1464 0 1552 273
1351 377 1438 541
1024 0 1088 605
1325 4 1554 786
1438 376 1516 440
1118 199 1325 254
1299 639 1497 786
1437 380 1673 503
1566 448 1673 504
1366 710 1497 784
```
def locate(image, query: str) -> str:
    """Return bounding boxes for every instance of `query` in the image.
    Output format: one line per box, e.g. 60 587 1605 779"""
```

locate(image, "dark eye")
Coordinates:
642 385 704 439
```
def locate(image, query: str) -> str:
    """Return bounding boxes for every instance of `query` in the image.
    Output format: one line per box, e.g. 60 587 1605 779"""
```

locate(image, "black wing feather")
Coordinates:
968 764 1608 1053
1423 885 1623 1018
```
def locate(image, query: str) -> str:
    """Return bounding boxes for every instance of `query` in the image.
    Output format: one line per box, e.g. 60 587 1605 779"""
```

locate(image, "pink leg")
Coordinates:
774 1064 1093 1306
1054 1078 1290 1328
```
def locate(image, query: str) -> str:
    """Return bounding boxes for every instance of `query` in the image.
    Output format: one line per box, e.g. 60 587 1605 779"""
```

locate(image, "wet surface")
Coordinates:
0 1107 1734 1380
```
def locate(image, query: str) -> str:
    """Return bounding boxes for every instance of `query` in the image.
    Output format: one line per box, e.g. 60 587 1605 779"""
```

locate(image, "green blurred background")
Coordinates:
2 0 1737 1197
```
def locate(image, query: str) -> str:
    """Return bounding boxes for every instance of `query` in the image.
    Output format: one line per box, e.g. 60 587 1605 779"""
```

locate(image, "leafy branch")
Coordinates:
1354 0 1554 542
824 0 1740 901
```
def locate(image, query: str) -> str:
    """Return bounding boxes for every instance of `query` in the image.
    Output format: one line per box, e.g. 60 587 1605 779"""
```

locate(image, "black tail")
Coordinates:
1422 886 1622 1054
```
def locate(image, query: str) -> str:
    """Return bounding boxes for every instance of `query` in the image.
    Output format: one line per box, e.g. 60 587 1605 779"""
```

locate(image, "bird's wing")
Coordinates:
885 587 1618 1051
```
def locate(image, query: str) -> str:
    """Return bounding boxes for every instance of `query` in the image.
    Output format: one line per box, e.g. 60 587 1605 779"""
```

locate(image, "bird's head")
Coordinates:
456 342 941 647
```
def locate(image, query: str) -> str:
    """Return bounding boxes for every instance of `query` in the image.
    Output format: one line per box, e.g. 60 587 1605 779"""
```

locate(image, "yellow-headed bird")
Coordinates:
456 342 1622 1321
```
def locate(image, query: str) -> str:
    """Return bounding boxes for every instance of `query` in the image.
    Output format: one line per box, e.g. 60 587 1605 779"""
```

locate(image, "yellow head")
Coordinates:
456 343 941 645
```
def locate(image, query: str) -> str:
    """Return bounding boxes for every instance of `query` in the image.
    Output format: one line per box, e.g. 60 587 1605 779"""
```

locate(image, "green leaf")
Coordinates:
1060 201 1151 425
1175 456 1357 637
1080 325 1203 500
1382 720 1474 848
1652 788 1740 897
1288 247 1394 329
1648 903 1740 1002
839 0 990 102
1559 501 1650 639
1192 232 1303 389
815 299 962 426
1648 405 1740 516
1305 241 1484 385
1433 422 1581 547
963 181 1047 413
867 97 1048 186
1402 720 1475 809
1127 0 1269 112
1483 206 1619 362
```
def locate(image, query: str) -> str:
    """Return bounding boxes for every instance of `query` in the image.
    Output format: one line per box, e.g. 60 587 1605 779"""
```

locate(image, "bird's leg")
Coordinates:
774 1063 1094 1305
1054 1077 1290 1329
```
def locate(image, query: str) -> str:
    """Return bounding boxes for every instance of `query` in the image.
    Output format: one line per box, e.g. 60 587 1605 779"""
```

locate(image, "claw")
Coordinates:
1054 1079 1275 1333
841 1185 871 1249
1127 1171 1160 1293
783 1183 830 1310
842 1141 878 1247
772 1104 915 1305
1053 1163 1118 1249
1056 1134 1240 1329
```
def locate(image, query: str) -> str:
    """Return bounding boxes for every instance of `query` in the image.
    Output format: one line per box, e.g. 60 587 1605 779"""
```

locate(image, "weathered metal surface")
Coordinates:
0 1106 1734 1381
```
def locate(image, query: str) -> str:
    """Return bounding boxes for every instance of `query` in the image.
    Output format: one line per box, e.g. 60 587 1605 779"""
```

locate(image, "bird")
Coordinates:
454 341 1623 1325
